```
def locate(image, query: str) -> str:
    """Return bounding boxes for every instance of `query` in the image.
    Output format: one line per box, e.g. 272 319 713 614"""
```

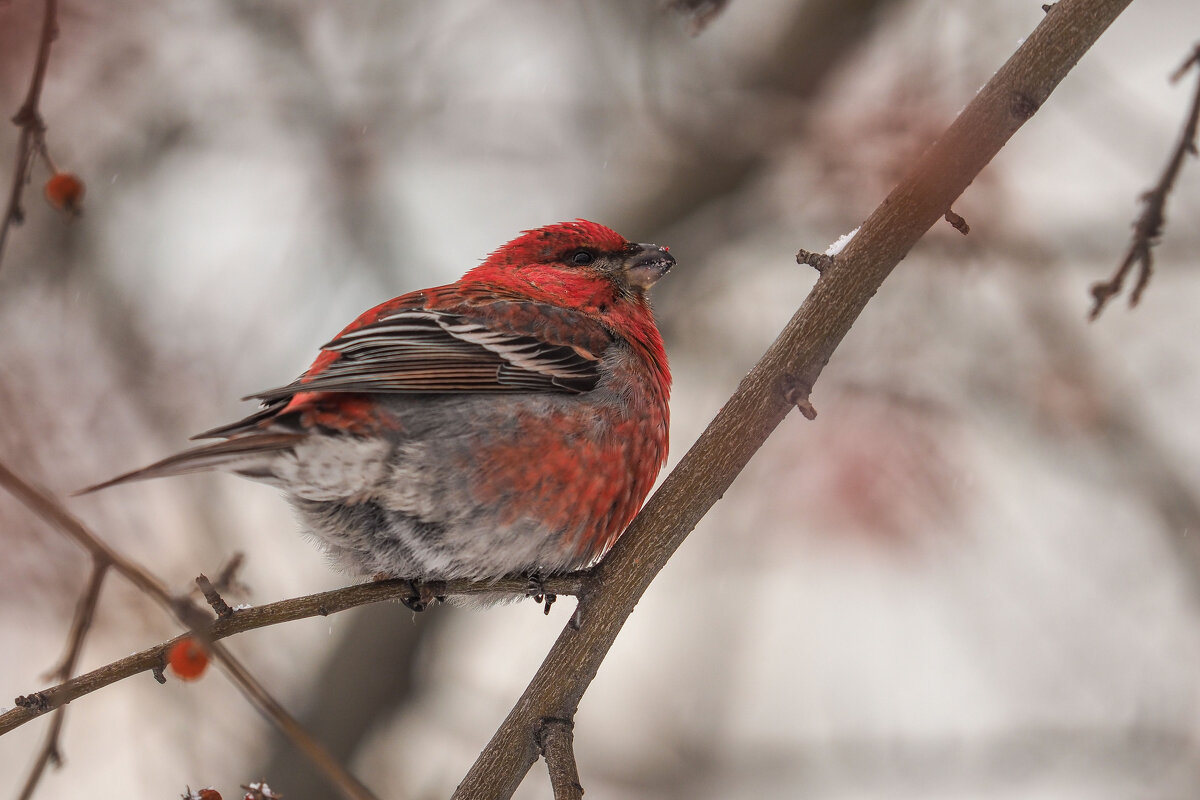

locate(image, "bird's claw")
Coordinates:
526 575 557 615
401 579 442 612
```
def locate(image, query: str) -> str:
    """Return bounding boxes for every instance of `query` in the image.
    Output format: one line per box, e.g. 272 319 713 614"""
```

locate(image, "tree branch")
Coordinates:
15 560 106 800
0 0 59 271
1088 42 1200 319
0 463 381 800
537 718 583 800
452 1 1135 797
0 559 585 737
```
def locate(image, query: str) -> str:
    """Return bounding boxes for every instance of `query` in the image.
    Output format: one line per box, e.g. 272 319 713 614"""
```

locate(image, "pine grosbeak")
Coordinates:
83 220 673 583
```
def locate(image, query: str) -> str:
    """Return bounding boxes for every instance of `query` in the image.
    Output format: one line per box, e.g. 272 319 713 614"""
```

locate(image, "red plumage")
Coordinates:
82 220 674 582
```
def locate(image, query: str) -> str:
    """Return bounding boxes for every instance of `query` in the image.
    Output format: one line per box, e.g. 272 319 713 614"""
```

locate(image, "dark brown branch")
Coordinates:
452 2 1134 797
0 0 59 271
0 565 584 737
538 717 583 800
1089 43 1200 320
15 560 106 800
0 463 379 800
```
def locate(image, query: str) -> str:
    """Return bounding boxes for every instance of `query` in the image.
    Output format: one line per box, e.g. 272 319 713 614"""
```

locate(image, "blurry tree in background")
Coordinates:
2 1 1200 799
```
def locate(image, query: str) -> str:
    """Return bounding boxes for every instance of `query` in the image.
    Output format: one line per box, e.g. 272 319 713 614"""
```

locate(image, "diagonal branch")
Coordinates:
1089 42 1200 320
452 1 1136 797
0 462 379 800
15 560 106 800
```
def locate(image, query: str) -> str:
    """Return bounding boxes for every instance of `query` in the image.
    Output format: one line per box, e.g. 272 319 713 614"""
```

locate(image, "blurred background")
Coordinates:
2 0 1200 798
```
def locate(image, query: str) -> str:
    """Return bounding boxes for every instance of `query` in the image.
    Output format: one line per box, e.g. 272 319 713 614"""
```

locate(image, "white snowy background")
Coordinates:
2 1 1199 798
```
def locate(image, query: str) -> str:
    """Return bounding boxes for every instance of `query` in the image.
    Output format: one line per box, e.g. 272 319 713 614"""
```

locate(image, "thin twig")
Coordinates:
15 560 107 800
0 462 379 800
0 0 59 271
538 718 583 800
1089 43 1200 320
45 562 109 680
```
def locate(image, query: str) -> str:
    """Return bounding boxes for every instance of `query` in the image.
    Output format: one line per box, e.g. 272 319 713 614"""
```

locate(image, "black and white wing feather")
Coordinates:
248 307 607 403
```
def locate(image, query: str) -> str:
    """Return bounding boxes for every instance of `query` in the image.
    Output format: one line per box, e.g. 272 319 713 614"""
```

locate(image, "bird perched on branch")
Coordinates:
82 220 674 594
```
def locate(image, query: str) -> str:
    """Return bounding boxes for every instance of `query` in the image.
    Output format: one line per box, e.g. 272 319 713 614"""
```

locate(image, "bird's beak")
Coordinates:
624 243 675 290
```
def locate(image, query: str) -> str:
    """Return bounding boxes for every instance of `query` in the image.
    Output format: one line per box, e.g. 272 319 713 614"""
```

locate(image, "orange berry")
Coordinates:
43 171 85 215
167 637 210 681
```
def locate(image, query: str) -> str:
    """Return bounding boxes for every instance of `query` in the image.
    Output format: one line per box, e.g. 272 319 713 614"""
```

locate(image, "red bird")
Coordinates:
83 220 673 586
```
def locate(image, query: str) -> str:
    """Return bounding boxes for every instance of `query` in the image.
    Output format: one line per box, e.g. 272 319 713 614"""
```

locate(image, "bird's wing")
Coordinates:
247 297 613 403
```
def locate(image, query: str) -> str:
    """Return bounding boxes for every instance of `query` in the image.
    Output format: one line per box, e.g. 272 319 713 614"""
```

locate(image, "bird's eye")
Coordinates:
569 249 595 266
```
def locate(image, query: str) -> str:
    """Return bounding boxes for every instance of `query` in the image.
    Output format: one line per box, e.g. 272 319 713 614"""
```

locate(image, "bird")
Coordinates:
80 220 674 597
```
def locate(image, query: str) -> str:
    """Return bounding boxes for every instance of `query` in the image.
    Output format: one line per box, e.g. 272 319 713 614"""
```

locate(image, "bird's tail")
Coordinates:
75 432 304 495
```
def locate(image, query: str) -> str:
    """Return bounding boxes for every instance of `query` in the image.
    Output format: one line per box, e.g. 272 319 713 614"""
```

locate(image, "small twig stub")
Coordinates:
796 249 834 273
197 574 236 619
944 209 970 235
782 376 818 420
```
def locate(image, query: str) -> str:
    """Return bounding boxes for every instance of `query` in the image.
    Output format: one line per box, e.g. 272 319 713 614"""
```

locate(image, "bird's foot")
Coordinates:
403 579 447 612
371 573 442 612
526 574 557 615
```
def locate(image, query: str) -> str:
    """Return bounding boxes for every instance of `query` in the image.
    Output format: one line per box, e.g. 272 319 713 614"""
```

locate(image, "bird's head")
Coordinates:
463 220 675 312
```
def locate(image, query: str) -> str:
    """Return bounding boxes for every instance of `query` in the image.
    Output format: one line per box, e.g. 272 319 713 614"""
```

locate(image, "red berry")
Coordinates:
43 172 85 215
180 788 221 800
167 637 209 681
